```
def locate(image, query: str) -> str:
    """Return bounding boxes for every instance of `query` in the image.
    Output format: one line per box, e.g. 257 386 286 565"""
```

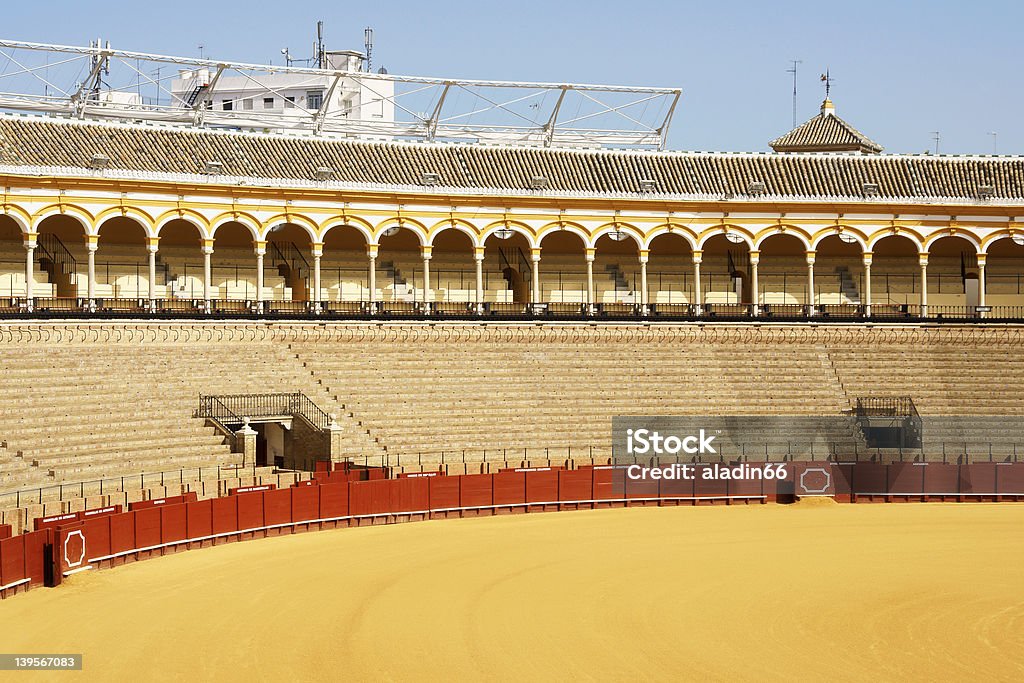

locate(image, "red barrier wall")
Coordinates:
263 488 292 526
212 496 238 535
109 510 136 556
0 524 11 540
889 464 925 494
429 476 460 509
236 491 265 530
558 469 592 501
187 499 214 539
922 464 959 495
23 530 47 586
525 469 559 503
319 482 348 519
291 486 320 522
593 467 616 500
134 508 162 548
459 474 493 508
963 463 997 495
850 463 888 494
692 465 729 498
996 464 1024 494
0 534 25 587
493 471 526 506
82 515 112 560
161 504 188 545
393 477 429 513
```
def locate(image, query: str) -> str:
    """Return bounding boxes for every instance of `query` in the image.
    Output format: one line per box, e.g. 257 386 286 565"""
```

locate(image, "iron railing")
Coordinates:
6 298 1024 322
197 392 331 431
35 232 77 286
855 396 922 450
855 396 919 418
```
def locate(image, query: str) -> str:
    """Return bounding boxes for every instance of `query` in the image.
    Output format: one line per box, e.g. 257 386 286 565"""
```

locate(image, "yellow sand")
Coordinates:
2 503 1024 682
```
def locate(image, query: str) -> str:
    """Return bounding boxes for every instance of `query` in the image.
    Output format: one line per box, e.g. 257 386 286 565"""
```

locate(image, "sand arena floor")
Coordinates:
1 501 1023 681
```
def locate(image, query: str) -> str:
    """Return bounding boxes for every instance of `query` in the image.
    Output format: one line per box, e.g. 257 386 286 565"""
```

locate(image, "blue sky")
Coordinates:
4 1 1021 154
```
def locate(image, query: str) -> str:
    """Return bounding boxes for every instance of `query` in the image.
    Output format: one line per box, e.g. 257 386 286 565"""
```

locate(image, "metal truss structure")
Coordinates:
0 38 681 149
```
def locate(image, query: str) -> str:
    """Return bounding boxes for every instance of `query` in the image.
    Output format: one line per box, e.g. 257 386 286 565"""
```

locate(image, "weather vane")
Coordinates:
820 69 832 99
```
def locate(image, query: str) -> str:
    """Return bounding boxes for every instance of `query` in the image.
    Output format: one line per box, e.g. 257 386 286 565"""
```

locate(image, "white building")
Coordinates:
170 50 394 137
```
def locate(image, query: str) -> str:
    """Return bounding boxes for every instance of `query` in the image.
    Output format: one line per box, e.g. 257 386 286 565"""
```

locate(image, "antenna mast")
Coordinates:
315 20 325 69
364 27 373 72
786 59 801 127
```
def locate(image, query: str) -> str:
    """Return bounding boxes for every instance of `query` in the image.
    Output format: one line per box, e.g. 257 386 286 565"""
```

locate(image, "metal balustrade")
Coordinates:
4 298 1024 322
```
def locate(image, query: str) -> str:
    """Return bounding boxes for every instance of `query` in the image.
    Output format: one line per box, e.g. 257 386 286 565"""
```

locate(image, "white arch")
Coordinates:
537 222 590 248
156 214 210 240
643 225 698 251
592 225 643 250
810 229 868 251
755 229 812 251
924 231 982 252
697 227 754 250
211 215 261 242
480 222 537 249
868 231 924 252
428 221 482 249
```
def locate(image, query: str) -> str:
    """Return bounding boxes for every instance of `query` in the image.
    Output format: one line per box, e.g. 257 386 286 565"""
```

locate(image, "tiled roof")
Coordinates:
770 100 883 153
1 114 1022 201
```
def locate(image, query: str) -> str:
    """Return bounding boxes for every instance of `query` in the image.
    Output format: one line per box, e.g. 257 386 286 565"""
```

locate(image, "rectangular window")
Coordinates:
285 96 296 109
263 97 275 109
307 90 323 111
243 98 253 111
222 100 233 111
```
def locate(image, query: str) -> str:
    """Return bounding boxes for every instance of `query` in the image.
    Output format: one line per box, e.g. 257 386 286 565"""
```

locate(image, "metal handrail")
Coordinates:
197 391 331 431
36 232 77 283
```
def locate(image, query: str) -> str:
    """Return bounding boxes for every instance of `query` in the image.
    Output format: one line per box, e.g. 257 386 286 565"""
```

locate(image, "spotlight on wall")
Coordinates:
606 230 629 242
839 233 858 244
315 166 335 181
420 172 440 186
746 180 766 195
1012 234 1024 246
978 185 995 200
529 175 549 190
382 226 401 237
638 179 657 193
725 232 745 244
862 182 880 197
493 228 515 240
203 160 224 175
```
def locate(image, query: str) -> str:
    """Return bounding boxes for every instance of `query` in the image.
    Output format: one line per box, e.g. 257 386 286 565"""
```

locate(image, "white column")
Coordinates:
254 241 266 311
368 245 378 306
919 253 929 317
806 250 816 315
977 253 987 316
312 242 323 308
24 237 36 303
863 252 873 318
692 250 703 314
86 237 97 311
421 246 432 310
639 249 649 313
474 247 485 313
201 239 213 308
585 248 596 313
147 237 158 311
749 250 760 316
531 248 541 306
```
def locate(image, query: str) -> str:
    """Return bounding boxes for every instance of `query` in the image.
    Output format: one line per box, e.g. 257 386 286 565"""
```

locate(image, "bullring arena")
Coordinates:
0 37 1023 681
